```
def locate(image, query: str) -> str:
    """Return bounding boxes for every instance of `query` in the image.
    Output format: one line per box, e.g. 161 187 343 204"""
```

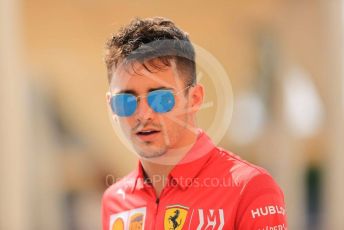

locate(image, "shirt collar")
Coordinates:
131 161 146 192
131 129 216 192
169 129 216 189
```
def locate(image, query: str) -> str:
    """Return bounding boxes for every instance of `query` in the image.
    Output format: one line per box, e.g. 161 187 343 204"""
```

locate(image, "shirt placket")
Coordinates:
143 176 174 229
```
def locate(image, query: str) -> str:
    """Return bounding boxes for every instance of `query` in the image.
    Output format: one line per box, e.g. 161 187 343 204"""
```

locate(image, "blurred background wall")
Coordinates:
1 0 344 229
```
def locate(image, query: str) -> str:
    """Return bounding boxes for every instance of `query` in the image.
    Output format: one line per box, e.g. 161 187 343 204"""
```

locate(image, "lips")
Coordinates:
135 129 161 141
136 130 160 136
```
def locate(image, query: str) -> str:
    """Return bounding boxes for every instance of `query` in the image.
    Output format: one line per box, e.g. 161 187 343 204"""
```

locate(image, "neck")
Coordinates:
140 128 199 197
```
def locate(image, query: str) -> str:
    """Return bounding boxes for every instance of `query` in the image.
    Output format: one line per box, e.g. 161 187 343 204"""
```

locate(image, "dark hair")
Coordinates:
104 17 196 86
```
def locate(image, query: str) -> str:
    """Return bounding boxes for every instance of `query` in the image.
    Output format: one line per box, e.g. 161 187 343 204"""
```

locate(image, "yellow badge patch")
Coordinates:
164 204 189 230
112 218 124 230
129 213 144 230
110 207 146 230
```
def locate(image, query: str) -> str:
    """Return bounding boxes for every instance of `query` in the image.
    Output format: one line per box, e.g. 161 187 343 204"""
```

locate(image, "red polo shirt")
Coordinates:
102 130 287 230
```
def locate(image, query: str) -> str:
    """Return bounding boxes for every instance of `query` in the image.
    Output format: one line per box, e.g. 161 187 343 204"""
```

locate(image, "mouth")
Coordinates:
135 129 161 141
136 129 160 136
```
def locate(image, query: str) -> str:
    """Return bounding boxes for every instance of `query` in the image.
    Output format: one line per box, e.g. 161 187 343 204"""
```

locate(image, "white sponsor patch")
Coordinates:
251 205 286 219
258 224 288 230
196 209 225 230
109 207 146 230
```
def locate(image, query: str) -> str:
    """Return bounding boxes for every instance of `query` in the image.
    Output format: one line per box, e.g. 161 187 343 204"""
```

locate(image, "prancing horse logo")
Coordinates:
169 209 181 229
164 204 189 230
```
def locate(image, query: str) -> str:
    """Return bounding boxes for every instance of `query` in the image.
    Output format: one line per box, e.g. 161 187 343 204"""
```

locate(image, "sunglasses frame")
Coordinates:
108 84 193 117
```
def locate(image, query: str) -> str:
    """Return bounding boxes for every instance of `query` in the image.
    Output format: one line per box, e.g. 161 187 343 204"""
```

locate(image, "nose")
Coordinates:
134 97 155 121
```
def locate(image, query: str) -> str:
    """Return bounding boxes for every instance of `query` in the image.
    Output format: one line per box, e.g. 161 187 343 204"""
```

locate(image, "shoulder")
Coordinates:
208 148 287 227
102 170 137 204
207 147 279 189
101 171 138 230
204 147 285 203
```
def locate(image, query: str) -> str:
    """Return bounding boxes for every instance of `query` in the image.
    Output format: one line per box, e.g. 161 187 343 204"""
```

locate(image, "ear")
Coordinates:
106 92 119 123
189 84 204 113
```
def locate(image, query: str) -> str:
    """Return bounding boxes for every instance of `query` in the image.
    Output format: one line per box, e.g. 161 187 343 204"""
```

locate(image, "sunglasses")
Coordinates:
109 85 192 117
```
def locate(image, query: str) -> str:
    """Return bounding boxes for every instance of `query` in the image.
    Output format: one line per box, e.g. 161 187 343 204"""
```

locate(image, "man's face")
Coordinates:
108 60 202 159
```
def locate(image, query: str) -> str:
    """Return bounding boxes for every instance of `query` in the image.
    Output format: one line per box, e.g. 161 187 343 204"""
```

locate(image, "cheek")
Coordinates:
159 116 185 144
118 118 135 132
173 99 191 121
161 109 188 131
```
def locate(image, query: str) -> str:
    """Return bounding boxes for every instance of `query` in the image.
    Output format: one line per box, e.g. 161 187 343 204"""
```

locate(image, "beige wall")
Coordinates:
23 0 330 173
1 0 343 229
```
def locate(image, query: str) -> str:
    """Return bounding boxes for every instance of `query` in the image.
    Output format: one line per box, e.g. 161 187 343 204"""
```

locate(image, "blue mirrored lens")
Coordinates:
110 93 137 117
147 90 175 113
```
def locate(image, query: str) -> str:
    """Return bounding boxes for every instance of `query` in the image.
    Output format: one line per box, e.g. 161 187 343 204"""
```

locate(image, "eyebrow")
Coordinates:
116 86 174 95
148 86 174 92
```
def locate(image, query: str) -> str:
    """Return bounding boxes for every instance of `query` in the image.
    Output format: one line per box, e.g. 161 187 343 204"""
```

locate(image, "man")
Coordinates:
102 17 287 230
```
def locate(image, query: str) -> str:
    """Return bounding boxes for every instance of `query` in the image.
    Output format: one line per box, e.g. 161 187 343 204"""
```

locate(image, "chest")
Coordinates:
108 185 241 230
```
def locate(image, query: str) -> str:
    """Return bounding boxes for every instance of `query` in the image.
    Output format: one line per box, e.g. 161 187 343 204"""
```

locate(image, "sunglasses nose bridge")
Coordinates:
135 96 154 119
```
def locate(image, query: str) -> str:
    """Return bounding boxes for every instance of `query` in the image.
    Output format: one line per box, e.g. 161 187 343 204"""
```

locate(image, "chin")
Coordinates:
136 146 167 159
